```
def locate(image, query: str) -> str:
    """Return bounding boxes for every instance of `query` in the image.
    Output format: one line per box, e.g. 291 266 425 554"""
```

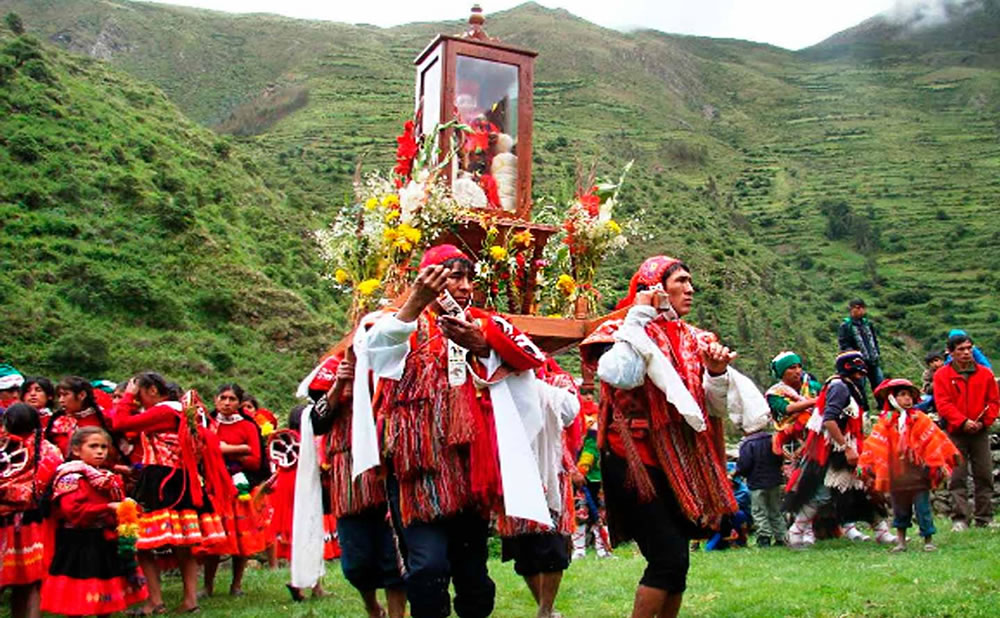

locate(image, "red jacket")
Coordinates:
933 363 1000 432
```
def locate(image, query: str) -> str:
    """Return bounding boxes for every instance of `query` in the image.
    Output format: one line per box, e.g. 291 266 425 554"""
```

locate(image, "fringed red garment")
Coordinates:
324 415 387 519
586 315 737 526
375 310 505 525
860 408 962 493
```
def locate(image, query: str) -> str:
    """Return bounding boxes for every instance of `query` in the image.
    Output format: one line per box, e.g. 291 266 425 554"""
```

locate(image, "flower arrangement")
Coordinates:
316 120 474 323
116 498 145 588
471 221 539 313
558 160 634 315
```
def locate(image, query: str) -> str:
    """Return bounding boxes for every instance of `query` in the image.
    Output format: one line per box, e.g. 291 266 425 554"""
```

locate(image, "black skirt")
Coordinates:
132 464 213 514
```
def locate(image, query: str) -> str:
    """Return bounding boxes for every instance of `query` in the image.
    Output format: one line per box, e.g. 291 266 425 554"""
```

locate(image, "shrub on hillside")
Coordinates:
47 331 111 376
817 198 880 254
887 289 931 305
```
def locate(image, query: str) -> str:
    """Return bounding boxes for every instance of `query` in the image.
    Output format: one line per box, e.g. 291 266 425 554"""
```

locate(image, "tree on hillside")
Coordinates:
4 12 24 35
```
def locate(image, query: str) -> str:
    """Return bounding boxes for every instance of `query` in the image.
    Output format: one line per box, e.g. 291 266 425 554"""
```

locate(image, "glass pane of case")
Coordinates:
453 55 519 212
419 57 441 139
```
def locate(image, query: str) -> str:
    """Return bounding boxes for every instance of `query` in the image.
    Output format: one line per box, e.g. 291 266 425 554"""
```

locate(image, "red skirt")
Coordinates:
0 509 54 587
133 465 227 551
197 496 269 557
40 528 148 614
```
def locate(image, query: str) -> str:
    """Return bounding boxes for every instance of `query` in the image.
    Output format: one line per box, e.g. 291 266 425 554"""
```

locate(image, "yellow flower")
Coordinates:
394 238 413 253
556 274 576 296
512 229 533 249
398 223 422 244
364 197 378 210
383 227 398 242
489 245 507 261
381 194 400 208
606 220 622 234
334 268 350 284
259 421 274 437
385 209 400 222
547 313 564 318
357 278 381 297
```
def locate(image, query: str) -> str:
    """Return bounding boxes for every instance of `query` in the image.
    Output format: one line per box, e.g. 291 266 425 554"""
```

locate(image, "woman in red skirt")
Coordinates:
200 383 270 598
110 372 231 614
0 403 63 618
41 426 147 616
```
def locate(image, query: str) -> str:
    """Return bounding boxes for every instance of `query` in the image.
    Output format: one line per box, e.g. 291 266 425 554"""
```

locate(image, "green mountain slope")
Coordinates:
0 25 346 408
3 0 1000 387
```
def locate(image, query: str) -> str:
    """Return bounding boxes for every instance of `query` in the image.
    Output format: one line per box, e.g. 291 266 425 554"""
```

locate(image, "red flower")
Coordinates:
395 120 419 180
465 129 491 154
579 189 600 217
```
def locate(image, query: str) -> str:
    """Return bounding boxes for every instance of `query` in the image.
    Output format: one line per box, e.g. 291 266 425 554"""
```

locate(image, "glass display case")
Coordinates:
414 27 536 218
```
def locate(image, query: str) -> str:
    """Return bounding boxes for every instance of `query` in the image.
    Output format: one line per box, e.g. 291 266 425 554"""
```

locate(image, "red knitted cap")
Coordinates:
419 244 470 269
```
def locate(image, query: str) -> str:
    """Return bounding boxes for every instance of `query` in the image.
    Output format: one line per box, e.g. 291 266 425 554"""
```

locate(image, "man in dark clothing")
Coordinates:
837 299 883 393
934 333 1000 530
737 430 785 547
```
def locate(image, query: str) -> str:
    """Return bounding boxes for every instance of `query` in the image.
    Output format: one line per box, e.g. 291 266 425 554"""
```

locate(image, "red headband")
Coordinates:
419 244 470 269
615 255 681 309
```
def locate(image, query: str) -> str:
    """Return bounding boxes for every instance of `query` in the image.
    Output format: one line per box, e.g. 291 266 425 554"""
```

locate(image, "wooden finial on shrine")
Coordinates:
463 4 497 41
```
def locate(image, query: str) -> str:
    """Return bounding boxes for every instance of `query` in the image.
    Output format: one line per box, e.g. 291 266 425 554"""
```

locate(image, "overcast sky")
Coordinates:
137 0 911 50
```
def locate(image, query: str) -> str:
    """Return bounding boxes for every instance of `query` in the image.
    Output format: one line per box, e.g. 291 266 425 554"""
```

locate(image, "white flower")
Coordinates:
399 180 425 225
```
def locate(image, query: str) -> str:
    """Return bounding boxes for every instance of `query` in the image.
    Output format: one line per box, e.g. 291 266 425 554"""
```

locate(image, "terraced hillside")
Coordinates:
0 26 346 408
2 0 999 389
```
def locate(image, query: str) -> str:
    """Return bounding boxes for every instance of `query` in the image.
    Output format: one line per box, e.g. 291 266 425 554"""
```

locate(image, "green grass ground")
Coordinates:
46 526 999 617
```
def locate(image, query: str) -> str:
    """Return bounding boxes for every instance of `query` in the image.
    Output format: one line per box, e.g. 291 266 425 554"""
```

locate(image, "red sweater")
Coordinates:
934 363 1000 432
215 418 262 475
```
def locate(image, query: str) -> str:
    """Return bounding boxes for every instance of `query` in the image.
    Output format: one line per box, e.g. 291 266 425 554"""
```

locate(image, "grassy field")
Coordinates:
37 526 997 618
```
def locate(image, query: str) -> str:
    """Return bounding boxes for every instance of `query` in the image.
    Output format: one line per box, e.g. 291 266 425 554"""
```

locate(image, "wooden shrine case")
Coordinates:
413 6 536 219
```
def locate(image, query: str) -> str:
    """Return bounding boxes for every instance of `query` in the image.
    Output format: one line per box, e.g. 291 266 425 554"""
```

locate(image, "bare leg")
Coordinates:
138 550 163 612
311 581 326 597
201 555 219 597
359 589 385 618
632 585 668 618
175 546 200 611
266 544 278 569
523 574 542 604
659 593 683 618
230 556 247 594
386 587 406 618
9 583 39 618
536 571 564 617
632 586 683 618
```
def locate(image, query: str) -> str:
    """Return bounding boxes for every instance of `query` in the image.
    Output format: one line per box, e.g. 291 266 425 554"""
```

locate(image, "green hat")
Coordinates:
770 351 802 380
0 363 24 391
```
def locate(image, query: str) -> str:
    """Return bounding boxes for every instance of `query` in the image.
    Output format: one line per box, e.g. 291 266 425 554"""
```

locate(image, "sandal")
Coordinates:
174 606 200 615
286 583 305 603
127 604 167 616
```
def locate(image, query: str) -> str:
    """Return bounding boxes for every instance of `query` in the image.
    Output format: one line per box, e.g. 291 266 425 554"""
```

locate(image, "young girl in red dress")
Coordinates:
200 383 270 598
19 377 56 430
0 403 63 618
40 426 148 616
110 372 231 615
46 377 116 460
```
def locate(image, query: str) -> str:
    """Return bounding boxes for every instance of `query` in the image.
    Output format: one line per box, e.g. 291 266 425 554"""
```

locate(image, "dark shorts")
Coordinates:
602 451 691 594
501 532 570 577
337 507 404 592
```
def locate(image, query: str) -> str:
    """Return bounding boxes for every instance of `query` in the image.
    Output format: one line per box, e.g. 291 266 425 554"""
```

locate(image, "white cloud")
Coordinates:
136 0 905 49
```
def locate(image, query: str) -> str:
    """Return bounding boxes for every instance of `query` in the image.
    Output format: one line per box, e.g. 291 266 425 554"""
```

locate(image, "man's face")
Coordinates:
439 263 474 308
850 305 866 319
782 364 804 388
664 268 694 317
952 341 974 366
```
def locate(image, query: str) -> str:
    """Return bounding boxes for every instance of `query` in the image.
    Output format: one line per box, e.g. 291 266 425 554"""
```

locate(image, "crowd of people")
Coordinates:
1 244 998 618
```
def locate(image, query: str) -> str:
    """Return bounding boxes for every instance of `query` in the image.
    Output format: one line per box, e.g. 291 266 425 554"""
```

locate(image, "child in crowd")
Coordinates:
571 398 612 559
19 376 56 430
40 426 148 615
47 377 116 460
737 418 786 547
860 379 961 552
0 403 63 618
